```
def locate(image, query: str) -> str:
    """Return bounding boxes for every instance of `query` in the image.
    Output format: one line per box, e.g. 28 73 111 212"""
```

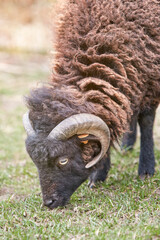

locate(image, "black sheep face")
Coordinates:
25 135 92 209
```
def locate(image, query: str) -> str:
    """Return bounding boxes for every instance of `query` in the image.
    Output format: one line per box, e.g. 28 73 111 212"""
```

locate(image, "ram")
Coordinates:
23 0 160 209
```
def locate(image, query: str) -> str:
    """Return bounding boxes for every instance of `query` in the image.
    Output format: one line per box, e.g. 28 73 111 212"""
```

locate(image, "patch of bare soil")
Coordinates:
0 186 28 202
0 187 14 201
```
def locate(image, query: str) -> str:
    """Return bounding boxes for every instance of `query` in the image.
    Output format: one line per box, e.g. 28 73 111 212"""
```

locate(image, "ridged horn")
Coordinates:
47 113 110 168
23 112 36 136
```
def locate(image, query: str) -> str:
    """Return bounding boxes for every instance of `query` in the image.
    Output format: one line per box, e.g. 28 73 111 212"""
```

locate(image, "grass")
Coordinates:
0 52 160 240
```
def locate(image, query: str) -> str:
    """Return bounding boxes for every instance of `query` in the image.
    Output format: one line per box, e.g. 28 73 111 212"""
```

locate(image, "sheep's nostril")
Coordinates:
43 196 68 209
44 199 55 207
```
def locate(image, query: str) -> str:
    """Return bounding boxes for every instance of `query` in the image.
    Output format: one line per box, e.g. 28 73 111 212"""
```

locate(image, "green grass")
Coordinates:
0 52 160 240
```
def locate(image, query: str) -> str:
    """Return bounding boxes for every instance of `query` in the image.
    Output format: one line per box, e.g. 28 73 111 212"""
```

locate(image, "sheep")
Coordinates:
23 0 160 209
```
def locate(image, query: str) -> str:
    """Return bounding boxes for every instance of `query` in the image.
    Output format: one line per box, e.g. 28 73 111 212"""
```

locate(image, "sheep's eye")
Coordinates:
59 158 69 165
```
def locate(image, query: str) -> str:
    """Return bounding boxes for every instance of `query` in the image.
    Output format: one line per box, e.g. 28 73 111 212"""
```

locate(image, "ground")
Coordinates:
0 1 160 239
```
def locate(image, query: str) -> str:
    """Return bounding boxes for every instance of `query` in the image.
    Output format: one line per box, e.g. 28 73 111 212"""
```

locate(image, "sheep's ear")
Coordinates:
78 135 101 163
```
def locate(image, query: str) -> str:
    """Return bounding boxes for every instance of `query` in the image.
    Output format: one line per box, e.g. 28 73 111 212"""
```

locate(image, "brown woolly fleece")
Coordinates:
27 0 160 144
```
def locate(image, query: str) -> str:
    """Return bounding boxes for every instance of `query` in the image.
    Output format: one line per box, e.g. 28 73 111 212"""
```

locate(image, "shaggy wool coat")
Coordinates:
27 0 160 144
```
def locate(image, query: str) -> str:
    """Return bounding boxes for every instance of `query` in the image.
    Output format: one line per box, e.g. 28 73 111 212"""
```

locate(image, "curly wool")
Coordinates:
27 0 160 143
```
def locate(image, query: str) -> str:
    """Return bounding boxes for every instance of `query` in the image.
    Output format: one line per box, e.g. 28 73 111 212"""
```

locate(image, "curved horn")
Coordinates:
47 113 110 168
23 112 36 136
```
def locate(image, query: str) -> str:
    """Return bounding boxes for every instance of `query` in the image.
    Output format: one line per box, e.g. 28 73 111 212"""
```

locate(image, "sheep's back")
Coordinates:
50 0 160 139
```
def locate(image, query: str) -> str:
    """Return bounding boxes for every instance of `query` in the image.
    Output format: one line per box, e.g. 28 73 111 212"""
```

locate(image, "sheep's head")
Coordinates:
23 113 110 209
